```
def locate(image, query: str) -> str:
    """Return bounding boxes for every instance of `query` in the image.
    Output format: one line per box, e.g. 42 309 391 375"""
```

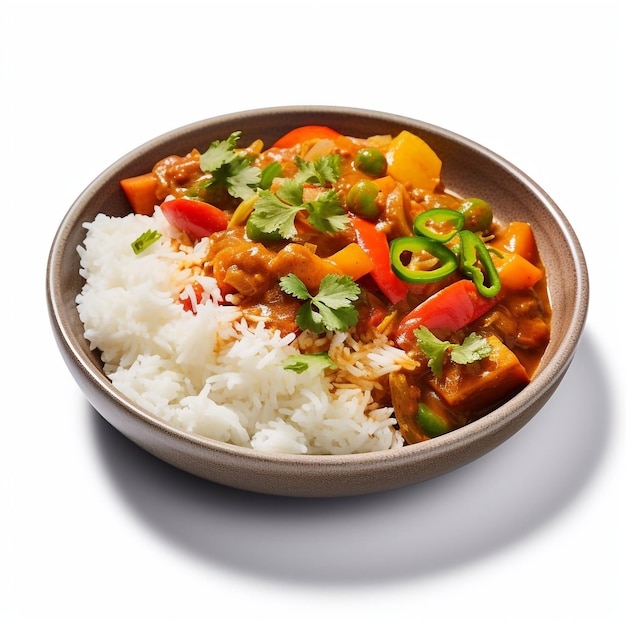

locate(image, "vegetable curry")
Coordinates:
120 125 551 444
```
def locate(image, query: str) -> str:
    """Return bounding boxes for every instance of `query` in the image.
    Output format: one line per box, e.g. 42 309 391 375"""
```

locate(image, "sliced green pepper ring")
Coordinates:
390 236 457 283
413 208 465 242
459 230 501 297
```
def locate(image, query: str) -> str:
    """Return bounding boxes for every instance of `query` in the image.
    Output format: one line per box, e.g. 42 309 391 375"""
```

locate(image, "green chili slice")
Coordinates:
417 403 451 438
459 230 501 297
390 236 457 283
413 208 465 242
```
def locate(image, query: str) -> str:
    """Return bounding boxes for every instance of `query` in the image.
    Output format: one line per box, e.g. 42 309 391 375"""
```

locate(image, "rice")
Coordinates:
76 207 413 454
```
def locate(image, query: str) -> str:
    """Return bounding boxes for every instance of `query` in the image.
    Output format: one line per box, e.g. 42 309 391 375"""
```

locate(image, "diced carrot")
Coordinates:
492 221 538 263
120 173 159 215
492 248 543 291
372 175 397 197
326 243 375 280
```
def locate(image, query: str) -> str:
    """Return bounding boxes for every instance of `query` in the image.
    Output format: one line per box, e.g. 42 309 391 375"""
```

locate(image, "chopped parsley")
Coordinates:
248 179 349 239
131 229 161 254
283 352 337 375
199 131 261 200
415 326 492 378
279 273 361 333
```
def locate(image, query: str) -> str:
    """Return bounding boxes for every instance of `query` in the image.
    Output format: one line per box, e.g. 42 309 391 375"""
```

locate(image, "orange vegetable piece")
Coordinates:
120 173 159 216
492 221 538 263
326 243 375 281
492 249 543 291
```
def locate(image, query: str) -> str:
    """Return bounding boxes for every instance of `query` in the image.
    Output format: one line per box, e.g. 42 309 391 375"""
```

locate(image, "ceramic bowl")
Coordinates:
46 106 589 497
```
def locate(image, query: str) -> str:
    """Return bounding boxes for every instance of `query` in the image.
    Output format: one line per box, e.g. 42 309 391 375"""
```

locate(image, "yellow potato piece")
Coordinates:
385 130 442 193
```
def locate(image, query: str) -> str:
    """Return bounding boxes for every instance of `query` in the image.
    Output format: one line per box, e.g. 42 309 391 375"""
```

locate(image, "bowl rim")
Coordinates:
46 104 590 474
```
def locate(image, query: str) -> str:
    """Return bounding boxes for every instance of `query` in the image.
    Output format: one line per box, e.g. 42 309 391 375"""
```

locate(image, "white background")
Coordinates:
2 1 623 624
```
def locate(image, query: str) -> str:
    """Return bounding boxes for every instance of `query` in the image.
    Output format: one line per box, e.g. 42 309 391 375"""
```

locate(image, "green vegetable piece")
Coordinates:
245 218 284 242
389 236 457 283
259 162 283 190
458 198 493 233
417 403 451 437
283 353 337 375
354 147 387 176
459 230 501 297
346 180 381 219
131 229 161 254
413 208 464 243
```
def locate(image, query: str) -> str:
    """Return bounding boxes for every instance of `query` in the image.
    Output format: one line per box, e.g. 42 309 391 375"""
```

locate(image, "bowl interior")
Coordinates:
47 106 589 497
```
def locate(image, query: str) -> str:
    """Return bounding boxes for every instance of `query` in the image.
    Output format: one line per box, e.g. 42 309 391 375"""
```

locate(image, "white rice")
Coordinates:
76 207 413 454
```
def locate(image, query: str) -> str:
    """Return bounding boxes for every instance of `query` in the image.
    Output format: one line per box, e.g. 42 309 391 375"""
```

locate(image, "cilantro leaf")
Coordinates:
313 274 361 309
198 131 261 200
415 326 492 378
449 332 493 365
283 353 337 375
414 326 449 378
306 190 350 233
296 302 326 334
279 273 361 333
131 229 161 254
248 180 348 239
294 154 341 186
249 189 302 240
276 179 304 206
226 157 263 200
199 132 241 171
278 273 312 300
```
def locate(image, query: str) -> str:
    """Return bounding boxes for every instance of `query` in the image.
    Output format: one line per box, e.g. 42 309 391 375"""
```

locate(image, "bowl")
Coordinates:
46 105 589 497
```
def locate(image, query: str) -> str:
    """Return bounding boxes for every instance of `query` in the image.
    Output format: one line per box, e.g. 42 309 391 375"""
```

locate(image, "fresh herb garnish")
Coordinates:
279 273 361 333
131 229 161 254
283 352 337 375
293 154 341 186
415 326 492 378
248 179 349 239
199 131 261 200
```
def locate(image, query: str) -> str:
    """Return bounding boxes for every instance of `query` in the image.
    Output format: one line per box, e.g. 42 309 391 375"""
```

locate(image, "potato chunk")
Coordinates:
429 335 530 413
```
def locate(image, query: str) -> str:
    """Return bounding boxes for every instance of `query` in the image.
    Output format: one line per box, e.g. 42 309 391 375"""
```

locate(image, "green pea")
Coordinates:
346 180 381 219
458 198 493 233
417 403 451 438
245 218 283 242
354 148 387 177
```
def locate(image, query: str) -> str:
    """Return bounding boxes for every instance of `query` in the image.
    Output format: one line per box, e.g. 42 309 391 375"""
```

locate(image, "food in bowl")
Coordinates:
75 123 551 455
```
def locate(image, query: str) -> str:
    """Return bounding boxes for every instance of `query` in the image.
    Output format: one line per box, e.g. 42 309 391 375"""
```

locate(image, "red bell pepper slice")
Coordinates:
272 125 342 149
393 279 499 349
351 215 409 304
160 197 229 240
